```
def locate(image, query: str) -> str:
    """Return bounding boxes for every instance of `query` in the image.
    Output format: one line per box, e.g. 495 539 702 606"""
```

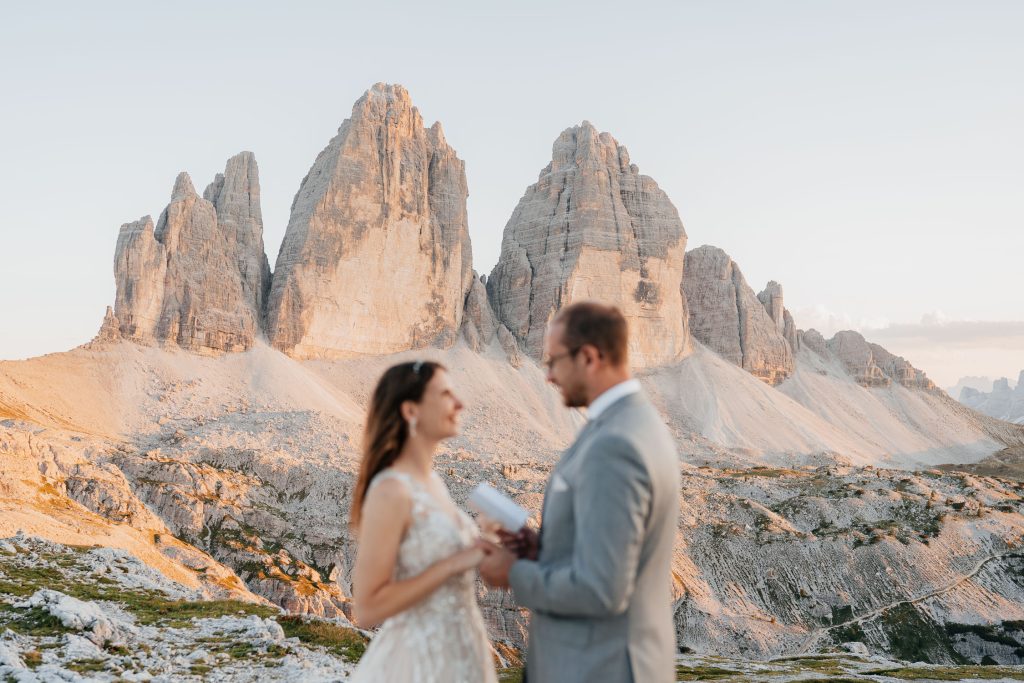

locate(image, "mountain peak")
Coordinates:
487 122 690 368
265 84 472 358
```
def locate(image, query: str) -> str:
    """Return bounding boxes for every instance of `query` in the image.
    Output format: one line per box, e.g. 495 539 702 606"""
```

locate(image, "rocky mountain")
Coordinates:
682 246 794 384
826 331 935 390
486 121 690 369
959 371 1024 425
946 376 998 400
113 153 269 354
265 83 473 359
4 83 1024 675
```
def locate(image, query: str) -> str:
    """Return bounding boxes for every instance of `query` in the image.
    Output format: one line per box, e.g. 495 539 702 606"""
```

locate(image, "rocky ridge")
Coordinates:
826 330 936 390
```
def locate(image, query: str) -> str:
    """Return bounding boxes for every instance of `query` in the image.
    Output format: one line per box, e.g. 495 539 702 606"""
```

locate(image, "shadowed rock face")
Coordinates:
757 281 800 353
486 121 690 369
113 153 268 353
800 329 827 356
203 152 272 320
265 83 473 359
683 246 794 385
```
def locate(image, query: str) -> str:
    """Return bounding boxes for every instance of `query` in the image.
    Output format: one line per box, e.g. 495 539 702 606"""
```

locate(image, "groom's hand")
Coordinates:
477 540 516 589
496 527 540 561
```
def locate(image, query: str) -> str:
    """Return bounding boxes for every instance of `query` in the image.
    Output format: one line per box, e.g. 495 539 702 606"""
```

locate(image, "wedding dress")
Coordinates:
348 469 498 683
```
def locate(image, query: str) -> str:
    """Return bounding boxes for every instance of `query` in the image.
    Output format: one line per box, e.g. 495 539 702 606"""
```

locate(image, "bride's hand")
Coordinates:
444 545 485 575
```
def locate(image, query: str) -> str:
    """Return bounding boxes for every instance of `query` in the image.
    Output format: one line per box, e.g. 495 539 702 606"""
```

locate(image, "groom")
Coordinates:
479 301 680 683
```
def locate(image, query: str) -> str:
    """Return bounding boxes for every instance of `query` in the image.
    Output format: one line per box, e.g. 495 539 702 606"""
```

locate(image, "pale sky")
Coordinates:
1 1 1021 388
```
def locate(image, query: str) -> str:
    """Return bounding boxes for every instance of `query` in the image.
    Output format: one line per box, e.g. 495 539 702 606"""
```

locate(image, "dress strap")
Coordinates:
368 468 418 492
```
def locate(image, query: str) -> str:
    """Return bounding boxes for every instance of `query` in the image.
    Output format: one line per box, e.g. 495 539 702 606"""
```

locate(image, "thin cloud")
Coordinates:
865 318 1024 350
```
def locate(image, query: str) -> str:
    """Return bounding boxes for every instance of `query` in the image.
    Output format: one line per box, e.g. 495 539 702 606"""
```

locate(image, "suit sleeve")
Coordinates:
508 434 651 617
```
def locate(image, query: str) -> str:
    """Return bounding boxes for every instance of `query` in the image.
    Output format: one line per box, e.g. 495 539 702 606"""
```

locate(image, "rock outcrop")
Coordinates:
800 329 828 356
113 153 268 353
868 342 935 390
757 281 785 333
462 274 498 353
782 310 800 352
757 281 800 353
265 83 473 358
825 330 935 389
486 121 690 368
202 152 272 318
683 246 793 384
827 331 891 387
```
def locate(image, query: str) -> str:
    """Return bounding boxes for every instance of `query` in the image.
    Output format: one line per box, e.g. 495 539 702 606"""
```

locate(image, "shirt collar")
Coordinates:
587 379 642 421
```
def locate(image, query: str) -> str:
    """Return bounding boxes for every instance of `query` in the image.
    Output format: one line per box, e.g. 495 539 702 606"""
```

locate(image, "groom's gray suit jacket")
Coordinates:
509 391 680 683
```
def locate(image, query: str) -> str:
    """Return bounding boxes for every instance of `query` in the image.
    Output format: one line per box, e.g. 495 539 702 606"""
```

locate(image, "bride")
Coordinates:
347 360 497 682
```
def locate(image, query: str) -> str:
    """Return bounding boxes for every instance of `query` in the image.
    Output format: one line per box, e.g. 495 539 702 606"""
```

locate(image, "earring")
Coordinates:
409 416 418 438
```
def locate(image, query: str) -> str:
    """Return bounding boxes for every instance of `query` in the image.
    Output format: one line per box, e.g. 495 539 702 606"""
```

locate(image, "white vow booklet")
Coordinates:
468 483 529 532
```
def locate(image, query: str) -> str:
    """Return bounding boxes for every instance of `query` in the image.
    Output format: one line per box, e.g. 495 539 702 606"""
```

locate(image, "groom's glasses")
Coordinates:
543 348 580 371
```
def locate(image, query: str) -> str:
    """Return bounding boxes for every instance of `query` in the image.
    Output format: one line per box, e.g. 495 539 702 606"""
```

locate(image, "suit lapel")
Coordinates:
538 392 646 534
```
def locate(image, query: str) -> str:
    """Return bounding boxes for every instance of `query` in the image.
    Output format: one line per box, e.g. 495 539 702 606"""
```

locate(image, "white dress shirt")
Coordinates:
586 378 642 421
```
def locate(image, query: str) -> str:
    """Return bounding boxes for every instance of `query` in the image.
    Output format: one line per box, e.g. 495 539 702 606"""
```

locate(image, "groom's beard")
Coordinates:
560 380 588 408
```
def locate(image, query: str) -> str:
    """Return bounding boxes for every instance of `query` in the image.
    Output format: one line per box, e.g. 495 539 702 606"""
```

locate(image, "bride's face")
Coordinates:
415 369 464 440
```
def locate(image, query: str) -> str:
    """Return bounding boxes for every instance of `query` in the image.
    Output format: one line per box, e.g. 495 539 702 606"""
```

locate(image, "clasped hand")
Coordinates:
474 527 539 588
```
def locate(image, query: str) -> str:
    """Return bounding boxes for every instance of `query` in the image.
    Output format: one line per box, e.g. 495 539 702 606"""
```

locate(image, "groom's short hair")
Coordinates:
553 301 629 367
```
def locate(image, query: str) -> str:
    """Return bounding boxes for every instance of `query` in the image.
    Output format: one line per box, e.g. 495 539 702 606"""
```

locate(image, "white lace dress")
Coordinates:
349 470 497 683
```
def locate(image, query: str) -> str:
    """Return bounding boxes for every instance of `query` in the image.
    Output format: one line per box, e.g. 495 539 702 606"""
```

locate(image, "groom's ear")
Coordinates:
578 343 603 369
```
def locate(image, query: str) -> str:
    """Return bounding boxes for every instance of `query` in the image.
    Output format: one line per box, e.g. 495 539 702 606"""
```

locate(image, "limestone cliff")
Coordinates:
683 246 794 384
112 153 268 353
265 83 473 358
486 122 690 368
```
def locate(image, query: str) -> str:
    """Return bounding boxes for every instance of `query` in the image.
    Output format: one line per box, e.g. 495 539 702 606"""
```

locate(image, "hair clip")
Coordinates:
412 360 424 375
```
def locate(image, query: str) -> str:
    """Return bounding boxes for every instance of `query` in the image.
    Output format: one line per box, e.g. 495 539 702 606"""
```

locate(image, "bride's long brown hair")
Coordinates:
349 360 444 530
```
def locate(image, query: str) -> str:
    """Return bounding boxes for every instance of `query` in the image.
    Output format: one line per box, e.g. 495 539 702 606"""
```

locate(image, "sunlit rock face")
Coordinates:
486 121 690 369
683 246 794 385
113 152 269 354
265 83 473 359
825 330 935 390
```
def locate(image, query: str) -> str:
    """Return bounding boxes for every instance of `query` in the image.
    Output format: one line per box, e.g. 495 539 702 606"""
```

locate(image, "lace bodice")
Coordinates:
348 469 497 683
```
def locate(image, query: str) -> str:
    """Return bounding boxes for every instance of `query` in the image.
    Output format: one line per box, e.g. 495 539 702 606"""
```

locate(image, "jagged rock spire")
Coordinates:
265 83 473 358
112 152 268 353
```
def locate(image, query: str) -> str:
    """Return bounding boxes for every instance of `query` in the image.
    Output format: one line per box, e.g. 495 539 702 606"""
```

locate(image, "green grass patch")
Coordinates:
277 615 368 662
497 668 524 683
0 606 72 637
864 666 1024 680
675 665 740 680
65 658 107 673
123 596 278 628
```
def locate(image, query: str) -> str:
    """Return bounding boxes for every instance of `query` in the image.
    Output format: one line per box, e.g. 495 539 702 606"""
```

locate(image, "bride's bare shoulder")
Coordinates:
364 473 412 509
